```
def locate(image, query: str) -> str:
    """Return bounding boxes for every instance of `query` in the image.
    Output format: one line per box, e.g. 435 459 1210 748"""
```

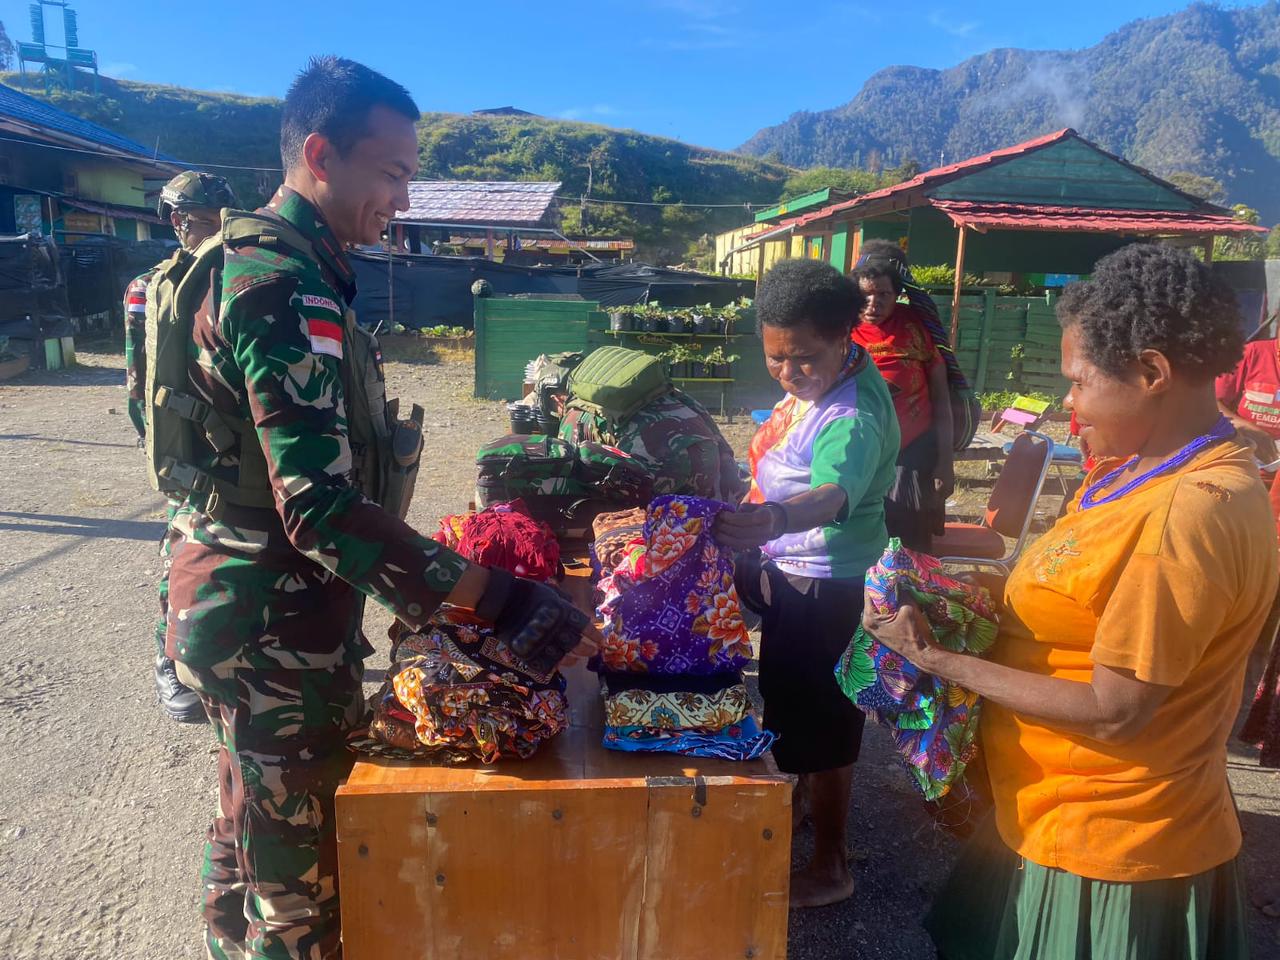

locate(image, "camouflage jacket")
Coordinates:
168 187 467 671
560 388 745 502
123 265 161 439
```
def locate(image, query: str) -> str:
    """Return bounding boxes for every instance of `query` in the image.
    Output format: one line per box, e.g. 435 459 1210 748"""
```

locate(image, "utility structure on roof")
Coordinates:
722 129 1266 396
17 1 99 94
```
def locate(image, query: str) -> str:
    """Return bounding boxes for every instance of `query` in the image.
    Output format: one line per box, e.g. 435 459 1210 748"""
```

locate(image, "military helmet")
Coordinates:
157 171 238 218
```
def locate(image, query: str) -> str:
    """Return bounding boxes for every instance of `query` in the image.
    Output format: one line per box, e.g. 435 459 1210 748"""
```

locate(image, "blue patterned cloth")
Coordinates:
602 714 776 760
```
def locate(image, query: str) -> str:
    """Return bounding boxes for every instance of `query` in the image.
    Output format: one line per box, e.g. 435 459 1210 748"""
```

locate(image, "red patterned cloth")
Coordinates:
432 500 560 582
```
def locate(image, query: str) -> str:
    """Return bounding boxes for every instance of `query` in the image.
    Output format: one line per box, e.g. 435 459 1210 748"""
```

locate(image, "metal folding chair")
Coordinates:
935 429 1054 576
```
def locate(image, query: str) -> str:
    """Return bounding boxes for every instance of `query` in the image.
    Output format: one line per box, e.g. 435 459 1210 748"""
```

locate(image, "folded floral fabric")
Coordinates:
383 612 569 764
603 714 776 760
593 495 752 675
836 538 997 801
602 680 751 732
356 506 569 763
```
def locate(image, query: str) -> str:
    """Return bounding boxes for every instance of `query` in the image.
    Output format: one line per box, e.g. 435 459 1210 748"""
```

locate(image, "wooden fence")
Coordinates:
950 290 1068 396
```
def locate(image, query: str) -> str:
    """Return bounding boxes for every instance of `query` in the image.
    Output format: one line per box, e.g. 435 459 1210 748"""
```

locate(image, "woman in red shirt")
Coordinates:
851 262 954 552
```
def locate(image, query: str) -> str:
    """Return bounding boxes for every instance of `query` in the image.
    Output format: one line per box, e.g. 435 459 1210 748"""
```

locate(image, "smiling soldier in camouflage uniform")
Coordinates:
161 58 597 960
123 170 237 722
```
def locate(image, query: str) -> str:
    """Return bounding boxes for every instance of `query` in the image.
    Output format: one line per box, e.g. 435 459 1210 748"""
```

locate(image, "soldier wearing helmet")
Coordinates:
123 169 237 724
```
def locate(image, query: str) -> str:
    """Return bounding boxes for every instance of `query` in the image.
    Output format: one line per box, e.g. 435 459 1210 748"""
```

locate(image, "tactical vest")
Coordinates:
143 209 423 519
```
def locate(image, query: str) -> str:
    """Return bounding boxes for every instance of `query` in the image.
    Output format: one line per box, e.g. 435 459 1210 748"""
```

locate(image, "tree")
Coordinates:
1213 204 1266 261
1267 225 1280 260
780 166 887 202
0 21 14 72
1167 171 1227 206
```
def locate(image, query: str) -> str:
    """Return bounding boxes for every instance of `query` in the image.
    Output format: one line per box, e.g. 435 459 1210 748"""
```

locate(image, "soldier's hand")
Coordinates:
475 569 599 672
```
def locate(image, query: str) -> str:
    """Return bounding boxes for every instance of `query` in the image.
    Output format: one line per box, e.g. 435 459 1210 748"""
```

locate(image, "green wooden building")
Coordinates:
731 128 1265 395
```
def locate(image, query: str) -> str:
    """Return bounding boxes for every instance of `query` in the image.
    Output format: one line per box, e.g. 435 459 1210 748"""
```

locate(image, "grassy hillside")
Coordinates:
5 75 792 264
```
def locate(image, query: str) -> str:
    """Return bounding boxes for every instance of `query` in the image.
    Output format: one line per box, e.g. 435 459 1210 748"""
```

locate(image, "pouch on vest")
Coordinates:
563 347 670 445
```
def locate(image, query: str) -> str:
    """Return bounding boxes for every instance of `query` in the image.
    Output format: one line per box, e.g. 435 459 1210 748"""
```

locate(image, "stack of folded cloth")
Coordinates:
834 538 998 800
591 495 775 760
354 502 570 764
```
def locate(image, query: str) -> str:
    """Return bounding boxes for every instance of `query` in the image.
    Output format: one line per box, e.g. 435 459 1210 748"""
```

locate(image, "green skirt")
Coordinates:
926 818 1251 960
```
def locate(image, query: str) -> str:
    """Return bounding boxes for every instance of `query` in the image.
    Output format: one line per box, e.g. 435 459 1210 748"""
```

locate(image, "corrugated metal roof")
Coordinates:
400 180 562 227
772 128 1228 232
930 200 1267 235
0 82 180 164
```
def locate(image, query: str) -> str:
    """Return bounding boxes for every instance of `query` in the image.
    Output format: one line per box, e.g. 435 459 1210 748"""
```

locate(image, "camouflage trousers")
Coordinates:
177 661 365 960
154 499 180 658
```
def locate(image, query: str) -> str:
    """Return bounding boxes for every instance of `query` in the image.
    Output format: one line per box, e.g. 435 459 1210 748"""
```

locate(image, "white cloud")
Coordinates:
101 62 138 78
927 11 980 38
558 104 620 121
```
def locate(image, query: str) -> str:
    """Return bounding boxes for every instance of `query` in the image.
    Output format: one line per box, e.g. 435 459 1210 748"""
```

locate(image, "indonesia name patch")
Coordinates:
307 318 343 359
301 293 342 315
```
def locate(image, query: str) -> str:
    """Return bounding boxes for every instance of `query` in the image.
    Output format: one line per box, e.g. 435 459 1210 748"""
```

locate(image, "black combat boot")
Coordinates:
154 654 207 723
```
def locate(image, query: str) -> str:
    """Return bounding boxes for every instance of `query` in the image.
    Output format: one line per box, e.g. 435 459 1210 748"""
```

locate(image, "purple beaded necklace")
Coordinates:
1079 415 1236 511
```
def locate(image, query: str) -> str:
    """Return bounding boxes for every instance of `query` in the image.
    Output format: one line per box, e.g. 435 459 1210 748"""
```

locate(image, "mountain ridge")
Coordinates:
740 2 1280 221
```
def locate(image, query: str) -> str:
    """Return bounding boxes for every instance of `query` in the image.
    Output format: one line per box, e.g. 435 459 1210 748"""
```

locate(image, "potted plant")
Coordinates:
660 343 700 378
609 309 631 332
691 305 714 334
702 345 739 379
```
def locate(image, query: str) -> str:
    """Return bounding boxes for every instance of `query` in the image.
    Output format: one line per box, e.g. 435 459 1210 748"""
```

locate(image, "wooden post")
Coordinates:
756 241 767 281
485 229 496 260
949 225 969 346
974 287 996 394
1202 235 1215 264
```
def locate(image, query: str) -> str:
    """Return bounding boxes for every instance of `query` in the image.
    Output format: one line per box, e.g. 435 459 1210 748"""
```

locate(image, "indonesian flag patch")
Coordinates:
126 290 146 314
307 318 343 359
294 291 345 360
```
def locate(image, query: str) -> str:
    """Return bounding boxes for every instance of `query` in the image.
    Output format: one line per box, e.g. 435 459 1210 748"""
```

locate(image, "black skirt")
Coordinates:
737 554 866 775
884 428 943 553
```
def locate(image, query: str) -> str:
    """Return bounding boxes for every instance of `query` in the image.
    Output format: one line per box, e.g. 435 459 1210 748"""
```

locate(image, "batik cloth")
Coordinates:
603 714 775 761
593 495 752 675
590 507 647 578
835 538 998 800
379 611 570 765
602 679 750 731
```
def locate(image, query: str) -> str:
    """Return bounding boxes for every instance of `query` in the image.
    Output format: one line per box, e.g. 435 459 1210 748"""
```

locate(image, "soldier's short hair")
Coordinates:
756 259 864 340
281 56 420 172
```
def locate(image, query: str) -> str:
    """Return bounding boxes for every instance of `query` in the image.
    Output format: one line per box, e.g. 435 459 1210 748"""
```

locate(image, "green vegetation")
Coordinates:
975 389 1062 413
1 73 802 264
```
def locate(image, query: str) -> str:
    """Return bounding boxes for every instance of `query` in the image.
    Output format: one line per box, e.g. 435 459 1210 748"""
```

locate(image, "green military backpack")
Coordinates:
561 346 671 447
144 209 423 518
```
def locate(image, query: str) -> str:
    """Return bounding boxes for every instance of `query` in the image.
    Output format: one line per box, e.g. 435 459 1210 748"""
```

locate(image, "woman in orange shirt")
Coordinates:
866 244 1275 959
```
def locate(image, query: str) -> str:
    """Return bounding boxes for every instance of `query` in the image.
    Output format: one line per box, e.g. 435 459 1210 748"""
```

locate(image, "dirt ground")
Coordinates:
1 338 1279 959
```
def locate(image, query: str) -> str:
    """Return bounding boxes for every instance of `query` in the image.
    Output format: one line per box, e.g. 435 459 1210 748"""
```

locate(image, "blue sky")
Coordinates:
1 0 1243 150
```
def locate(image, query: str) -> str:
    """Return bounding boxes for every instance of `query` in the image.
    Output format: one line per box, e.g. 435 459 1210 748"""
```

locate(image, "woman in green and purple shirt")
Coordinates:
715 258 898 908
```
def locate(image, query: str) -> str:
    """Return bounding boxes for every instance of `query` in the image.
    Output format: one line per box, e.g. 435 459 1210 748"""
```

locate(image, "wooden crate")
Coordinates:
336 559 793 960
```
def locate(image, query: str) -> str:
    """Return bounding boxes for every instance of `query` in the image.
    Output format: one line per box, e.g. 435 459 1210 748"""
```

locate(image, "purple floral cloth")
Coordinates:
592 495 752 675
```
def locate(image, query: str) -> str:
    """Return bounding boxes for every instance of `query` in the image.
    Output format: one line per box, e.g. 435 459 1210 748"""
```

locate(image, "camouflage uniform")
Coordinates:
124 267 161 440
167 186 469 960
559 388 745 501
122 265 184 664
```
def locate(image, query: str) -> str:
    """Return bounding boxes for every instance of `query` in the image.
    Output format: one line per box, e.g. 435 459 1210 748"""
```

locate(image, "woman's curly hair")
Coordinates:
756 258 863 339
1056 243 1244 382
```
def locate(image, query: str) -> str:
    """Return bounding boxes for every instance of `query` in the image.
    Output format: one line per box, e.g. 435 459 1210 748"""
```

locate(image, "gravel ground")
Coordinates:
0 337 1277 959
